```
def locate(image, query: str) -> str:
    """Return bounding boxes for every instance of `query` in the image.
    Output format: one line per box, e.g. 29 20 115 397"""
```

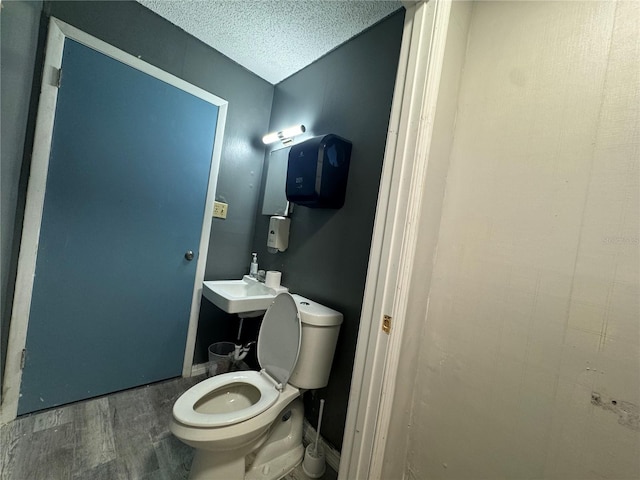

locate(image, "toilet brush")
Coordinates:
302 399 326 478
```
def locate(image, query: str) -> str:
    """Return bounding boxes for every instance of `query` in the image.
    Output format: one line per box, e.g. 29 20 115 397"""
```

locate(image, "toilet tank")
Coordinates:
288 294 343 390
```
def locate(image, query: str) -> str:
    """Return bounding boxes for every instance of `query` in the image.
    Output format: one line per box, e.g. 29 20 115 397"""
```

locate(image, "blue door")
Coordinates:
18 39 219 414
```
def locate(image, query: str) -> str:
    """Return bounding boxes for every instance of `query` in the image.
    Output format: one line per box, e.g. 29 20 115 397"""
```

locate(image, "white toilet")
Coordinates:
171 292 343 480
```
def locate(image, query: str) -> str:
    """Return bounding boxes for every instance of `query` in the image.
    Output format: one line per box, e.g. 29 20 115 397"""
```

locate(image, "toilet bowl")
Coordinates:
171 292 343 480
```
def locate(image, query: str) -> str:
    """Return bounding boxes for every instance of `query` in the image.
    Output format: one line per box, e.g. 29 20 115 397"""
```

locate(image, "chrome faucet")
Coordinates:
256 270 266 283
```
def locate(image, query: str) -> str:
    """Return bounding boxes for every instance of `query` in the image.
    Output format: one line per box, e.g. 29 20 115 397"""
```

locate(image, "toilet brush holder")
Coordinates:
302 443 326 478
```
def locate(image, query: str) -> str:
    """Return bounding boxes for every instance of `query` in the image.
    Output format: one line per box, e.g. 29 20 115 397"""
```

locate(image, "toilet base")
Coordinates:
246 398 305 480
186 398 304 480
189 450 245 480
246 444 304 480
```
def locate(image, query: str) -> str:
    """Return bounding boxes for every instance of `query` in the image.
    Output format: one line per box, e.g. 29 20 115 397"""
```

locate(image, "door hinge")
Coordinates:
52 67 62 88
382 315 392 334
20 349 26 369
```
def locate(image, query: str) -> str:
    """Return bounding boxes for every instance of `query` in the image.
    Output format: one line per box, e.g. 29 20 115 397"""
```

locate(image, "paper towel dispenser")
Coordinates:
286 134 352 208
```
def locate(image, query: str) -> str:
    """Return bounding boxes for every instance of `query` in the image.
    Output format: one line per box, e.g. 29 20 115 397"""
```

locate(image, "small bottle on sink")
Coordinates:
249 253 258 277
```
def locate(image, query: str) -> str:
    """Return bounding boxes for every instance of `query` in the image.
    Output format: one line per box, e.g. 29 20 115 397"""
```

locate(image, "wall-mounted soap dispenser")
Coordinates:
267 216 290 253
286 134 352 208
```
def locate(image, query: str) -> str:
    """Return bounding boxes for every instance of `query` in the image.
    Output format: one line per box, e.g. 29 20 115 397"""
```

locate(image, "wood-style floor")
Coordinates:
0 375 337 480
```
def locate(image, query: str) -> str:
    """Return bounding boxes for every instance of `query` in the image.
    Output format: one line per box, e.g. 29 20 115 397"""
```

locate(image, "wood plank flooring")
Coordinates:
0 376 337 480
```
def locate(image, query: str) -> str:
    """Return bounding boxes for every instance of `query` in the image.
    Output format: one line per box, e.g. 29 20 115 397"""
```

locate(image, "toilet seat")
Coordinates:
173 293 302 429
173 371 280 427
256 293 301 387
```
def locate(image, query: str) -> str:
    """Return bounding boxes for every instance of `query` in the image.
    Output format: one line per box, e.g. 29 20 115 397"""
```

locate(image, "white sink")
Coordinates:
202 275 287 315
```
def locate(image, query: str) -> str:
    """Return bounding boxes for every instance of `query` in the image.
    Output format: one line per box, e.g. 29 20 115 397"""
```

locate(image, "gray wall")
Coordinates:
1 1 274 381
1 0 44 398
252 10 405 450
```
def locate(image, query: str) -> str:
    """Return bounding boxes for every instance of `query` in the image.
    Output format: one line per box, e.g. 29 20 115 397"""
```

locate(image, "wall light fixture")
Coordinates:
262 125 306 146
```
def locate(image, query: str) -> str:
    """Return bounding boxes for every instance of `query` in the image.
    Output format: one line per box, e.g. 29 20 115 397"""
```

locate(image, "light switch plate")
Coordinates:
213 201 228 219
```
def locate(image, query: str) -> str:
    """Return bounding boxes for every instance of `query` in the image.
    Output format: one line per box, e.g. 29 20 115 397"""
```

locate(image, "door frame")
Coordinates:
338 1 452 478
0 17 228 424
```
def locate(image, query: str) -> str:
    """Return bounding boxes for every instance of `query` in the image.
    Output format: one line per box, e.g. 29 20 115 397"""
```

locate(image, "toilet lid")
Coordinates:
257 293 301 386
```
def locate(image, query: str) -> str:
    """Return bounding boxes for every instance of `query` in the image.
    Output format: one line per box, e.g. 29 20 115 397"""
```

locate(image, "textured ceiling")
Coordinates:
137 1 401 84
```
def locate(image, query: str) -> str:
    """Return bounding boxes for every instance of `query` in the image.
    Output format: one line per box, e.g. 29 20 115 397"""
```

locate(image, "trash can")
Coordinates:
207 342 250 377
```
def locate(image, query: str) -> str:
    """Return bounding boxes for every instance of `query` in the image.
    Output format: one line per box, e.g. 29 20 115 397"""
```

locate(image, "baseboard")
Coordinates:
303 419 341 473
190 362 208 377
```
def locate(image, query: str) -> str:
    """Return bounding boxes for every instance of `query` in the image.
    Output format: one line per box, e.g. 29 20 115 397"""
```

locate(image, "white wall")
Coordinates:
380 2 474 477
401 1 639 479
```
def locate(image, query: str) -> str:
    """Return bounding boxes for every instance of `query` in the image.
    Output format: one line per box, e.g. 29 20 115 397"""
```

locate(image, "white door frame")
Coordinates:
0 17 228 424
338 1 452 478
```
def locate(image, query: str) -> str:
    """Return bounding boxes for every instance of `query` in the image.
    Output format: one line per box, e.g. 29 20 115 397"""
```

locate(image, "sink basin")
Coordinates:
202 275 287 315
